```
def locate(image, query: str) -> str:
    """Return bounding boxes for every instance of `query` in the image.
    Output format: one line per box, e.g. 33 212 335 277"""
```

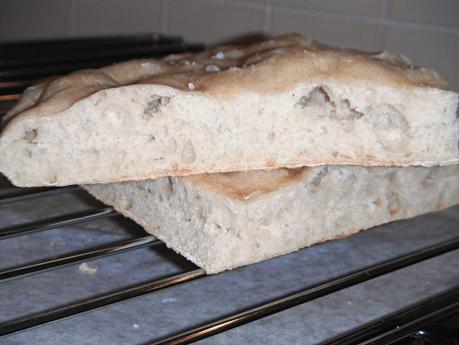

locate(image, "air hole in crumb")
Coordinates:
387 191 400 215
310 167 328 189
339 99 364 119
23 129 38 143
297 86 363 120
149 135 156 143
298 86 333 108
167 177 174 192
268 132 275 140
181 141 196 164
144 95 170 115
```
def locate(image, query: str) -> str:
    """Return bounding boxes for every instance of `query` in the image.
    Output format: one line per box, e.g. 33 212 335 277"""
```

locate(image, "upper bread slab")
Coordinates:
1 33 449 124
1 33 458 186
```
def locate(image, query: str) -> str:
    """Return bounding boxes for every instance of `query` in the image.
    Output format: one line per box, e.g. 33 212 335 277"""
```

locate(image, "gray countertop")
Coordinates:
0 178 458 345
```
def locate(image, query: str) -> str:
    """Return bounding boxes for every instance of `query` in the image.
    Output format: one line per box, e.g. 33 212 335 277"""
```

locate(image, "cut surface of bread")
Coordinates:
83 165 459 273
1 33 458 186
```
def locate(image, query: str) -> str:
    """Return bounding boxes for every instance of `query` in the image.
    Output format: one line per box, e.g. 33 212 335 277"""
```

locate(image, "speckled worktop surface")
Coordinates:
0 176 458 345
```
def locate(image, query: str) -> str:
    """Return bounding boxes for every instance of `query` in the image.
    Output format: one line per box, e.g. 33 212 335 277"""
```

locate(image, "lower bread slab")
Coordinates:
84 165 459 273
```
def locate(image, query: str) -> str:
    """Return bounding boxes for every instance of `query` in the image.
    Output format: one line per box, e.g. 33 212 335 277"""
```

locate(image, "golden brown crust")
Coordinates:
3 33 448 129
74 154 448 189
184 167 310 201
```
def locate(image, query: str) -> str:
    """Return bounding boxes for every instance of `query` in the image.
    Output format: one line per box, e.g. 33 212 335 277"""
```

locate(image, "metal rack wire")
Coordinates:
0 34 203 99
0 185 458 344
0 34 458 345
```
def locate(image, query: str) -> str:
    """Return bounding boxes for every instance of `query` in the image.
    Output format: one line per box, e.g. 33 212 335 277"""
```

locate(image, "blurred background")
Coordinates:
0 0 458 90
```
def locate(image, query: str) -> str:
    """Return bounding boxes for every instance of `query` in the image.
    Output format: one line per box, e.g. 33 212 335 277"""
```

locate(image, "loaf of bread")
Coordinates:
84 165 459 273
1 33 458 186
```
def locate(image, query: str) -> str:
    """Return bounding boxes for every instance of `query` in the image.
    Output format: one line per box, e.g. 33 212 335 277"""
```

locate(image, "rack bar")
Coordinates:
0 43 202 69
0 43 203 81
0 268 206 336
0 208 116 240
0 236 158 282
322 284 459 345
0 186 81 205
0 34 182 57
0 85 27 97
150 236 459 345
0 94 19 101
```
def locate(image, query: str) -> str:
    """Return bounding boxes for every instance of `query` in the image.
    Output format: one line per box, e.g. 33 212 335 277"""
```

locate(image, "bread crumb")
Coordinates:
187 82 195 90
212 51 225 60
205 64 220 72
133 323 140 329
78 262 97 275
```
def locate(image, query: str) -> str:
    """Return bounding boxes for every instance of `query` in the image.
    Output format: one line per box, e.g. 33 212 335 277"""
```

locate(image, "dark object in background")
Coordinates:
393 312 459 345
0 33 204 112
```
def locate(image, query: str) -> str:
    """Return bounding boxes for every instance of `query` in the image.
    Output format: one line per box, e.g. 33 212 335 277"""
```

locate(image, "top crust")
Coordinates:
2 33 449 129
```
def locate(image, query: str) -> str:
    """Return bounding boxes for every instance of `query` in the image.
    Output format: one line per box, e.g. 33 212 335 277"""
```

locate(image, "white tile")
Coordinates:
270 8 383 51
383 25 459 91
76 0 162 36
0 0 73 41
270 0 383 17
387 0 459 28
166 0 266 45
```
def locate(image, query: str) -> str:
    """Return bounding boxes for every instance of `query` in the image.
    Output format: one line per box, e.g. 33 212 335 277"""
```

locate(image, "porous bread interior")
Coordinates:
83 165 459 273
0 81 458 187
1 33 458 186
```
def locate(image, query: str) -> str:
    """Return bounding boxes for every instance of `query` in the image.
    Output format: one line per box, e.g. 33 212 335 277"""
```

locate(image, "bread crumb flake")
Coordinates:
78 262 97 275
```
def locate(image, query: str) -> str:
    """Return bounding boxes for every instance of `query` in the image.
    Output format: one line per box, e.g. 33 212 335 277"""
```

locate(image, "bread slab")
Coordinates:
1 33 458 186
83 165 459 273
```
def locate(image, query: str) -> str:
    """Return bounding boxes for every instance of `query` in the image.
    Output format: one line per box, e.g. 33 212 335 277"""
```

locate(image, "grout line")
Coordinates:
379 0 389 50
381 0 388 20
383 18 459 35
269 4 459 35
70 0 78 37
380 0 389 50
264 0 272 34
161 0 169 34
192 0 266 11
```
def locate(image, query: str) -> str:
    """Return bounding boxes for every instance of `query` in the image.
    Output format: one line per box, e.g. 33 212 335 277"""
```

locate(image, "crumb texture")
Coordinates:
1 33 458 186
84 165 459 273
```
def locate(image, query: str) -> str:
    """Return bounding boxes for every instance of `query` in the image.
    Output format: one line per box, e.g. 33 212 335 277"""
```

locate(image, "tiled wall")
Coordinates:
1 0 458 90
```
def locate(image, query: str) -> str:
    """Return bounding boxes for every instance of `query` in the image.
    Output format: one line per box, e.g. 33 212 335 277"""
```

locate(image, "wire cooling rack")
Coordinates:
0 185 458 344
